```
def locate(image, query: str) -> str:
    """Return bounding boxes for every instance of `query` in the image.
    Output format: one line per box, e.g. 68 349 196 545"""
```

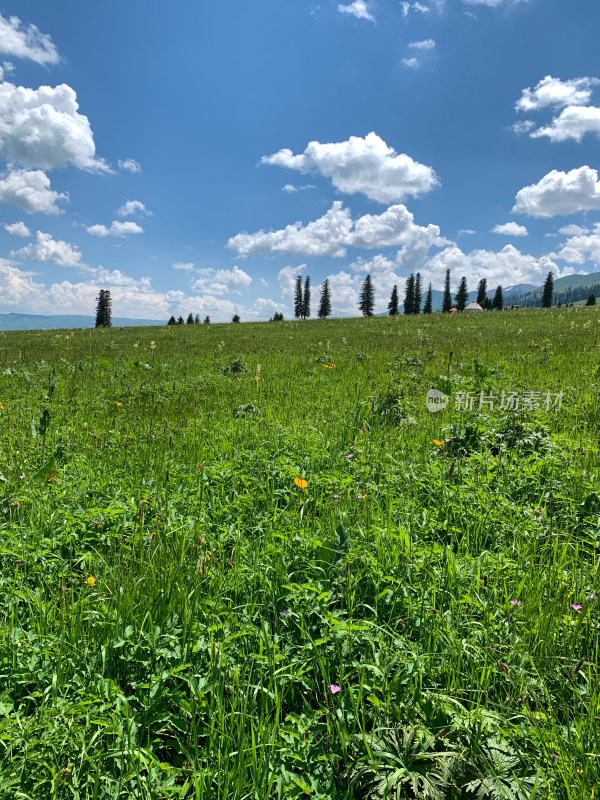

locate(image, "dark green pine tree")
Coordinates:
541 271 554 308
95 289 112 328
294 275 304 319
414 272 422 314
232 314 241 323
194 313 201 324
403 274 415 315
167 315 177 325
476 278 487 307
586 293 597 306
442 269 452 312
203 316 211 324
388 284 399 316
358 274 375 317
455 276 469 311
422 283 433 314
302 276 311 319
177 315 185 325
492 285 504 310
318 278 332 318
95 290 105 328
186 312 194 324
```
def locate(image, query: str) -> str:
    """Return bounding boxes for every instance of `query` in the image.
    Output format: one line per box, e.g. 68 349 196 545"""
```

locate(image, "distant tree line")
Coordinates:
165 267 597 325
506 275 600 308
167 314 211 325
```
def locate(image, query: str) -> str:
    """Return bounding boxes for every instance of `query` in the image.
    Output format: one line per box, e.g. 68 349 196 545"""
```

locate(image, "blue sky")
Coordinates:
0 0 599 320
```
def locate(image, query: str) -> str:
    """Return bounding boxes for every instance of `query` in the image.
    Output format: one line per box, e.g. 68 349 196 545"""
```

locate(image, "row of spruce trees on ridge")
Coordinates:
93 270 573 329
164 269 562 324
292 270 506 319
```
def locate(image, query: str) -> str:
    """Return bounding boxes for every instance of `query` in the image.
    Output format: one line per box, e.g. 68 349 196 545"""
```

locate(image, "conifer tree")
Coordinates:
232 314 240 323
105 291 112 327
177 315 185 325
294 275 304 319
95 289 112 327
358 274 375 317
167 315 177 325
414 272 422 314
186 312 194 324
586 293 596 306
318 278 332 318
476 278 487 307
492 285 503 310
455 276 469 311
203 316 210 324
442 269 452 312
388 284 399 316
542 271 554 308
302 276 311 319
194 313 201 324
422 283 433 314
95 291 105 328
403 274 415 315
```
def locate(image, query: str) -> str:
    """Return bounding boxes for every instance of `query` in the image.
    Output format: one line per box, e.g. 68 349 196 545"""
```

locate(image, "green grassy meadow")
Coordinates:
0 308 599 799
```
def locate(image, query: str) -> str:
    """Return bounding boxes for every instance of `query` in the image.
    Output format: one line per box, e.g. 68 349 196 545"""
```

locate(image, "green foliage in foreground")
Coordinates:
0 308 599 798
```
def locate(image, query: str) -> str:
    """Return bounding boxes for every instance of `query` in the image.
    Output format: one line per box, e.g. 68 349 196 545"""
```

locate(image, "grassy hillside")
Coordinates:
506 270 600 307
0 308 599 798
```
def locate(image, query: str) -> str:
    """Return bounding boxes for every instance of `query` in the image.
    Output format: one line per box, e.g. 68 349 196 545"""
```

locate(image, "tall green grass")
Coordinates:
0 307 598 798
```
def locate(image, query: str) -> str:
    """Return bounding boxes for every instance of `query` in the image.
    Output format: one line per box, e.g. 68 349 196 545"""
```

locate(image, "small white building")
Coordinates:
464 301 484 312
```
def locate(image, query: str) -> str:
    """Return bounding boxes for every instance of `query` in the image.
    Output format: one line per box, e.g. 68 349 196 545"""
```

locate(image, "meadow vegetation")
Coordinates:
0 308 599 799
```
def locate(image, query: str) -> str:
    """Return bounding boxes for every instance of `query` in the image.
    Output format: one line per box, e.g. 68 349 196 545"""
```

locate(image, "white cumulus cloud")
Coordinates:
0 82 110 173
117 200 152 217
0 13 60 65
559 224 589 236
491 222 528 236
190 265 252 296
0 262 264 322
86 221 144 237
3 221 30 236
261 132 439 203
402 58 420 69
337 1 375 22
277 264 306 304
172 262 195 271
516 75 600 112
409 39 435 49
531 105 600 143
510 120 535 135
0 168 68 214
513 166 600 217
227 201 446 260
401 2 431 16
551 223 600 265
12 230 83 268
462 0 504 6
118 158 142 173
282 183 316 193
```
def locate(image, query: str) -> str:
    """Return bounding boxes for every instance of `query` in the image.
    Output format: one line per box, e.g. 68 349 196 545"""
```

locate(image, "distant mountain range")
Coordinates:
0 313 164 331
504 269 600 307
